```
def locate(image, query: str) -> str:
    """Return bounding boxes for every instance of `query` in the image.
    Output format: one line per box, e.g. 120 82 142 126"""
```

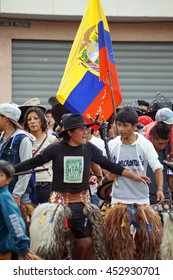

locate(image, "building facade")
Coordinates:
0 0 173 107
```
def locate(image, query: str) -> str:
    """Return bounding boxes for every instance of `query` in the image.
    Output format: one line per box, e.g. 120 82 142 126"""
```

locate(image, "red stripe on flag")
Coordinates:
99 47 122 109
83 85 118 121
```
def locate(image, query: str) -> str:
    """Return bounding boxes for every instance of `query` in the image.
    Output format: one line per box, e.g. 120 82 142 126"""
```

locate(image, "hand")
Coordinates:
12 196 21 206
22 251 43 260
107 173 118 182
97 178 103 187
157 191 165 204
122 169 151 183
89 175 97 185
132 173 151 184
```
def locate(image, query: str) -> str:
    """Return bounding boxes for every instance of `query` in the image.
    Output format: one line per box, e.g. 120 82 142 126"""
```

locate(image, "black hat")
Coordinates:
51 102 70 125
97 178 113 200
118 100 143 116
144 92 172 120
58 114 94 137
48 96 58 107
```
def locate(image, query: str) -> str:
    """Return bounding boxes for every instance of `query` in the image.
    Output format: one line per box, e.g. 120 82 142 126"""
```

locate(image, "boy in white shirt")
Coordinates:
104 107 164 260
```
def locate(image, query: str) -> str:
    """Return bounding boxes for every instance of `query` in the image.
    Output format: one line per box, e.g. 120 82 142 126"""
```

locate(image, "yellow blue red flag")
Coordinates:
56 0 122 121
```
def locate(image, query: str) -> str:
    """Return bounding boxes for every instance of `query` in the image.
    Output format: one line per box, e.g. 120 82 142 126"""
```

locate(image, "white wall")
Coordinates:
1 0 173 20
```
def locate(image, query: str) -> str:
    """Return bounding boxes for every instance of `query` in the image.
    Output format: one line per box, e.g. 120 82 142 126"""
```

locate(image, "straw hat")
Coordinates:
18 98 46 123
163 160 173 169
97 178 113 200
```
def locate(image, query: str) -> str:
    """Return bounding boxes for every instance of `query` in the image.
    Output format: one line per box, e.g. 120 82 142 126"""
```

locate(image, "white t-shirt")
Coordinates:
33 134 56 182
90 135 105 151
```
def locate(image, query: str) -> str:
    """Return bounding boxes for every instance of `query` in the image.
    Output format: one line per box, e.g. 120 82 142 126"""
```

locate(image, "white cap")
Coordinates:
155 107 173 125
0 103 21 127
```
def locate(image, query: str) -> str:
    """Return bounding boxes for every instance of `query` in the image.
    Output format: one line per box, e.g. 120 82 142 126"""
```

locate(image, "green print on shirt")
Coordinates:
64 156 84 183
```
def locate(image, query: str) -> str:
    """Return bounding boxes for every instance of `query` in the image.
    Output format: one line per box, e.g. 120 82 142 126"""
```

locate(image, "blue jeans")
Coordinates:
91 195 99 206
127 204 140 231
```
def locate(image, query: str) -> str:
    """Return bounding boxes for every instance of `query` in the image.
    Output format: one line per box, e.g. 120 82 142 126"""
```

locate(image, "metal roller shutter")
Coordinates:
12 40 72 107
12 40 173 108
114 42 173 105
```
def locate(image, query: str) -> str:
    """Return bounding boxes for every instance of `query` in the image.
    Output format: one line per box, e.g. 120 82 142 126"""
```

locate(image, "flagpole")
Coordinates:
14 168 49 176
107 70 117 122
97 70 117 159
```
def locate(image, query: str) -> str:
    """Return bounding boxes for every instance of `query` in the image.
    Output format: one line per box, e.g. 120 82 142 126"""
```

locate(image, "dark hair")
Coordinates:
115 107 138 125
138 100 149 107
23 106 47 132
150 123 170 140
45 109 57 131
62 129 75 143
107 114 115 124
0 160 15 178
45 109 51 114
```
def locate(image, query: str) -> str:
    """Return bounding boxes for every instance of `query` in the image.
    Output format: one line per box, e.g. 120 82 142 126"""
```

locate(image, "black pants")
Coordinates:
68 202 91 239
36 182 52 204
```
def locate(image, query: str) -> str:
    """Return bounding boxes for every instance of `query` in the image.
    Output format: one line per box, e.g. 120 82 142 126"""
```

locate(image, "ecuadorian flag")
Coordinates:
56 0 122 121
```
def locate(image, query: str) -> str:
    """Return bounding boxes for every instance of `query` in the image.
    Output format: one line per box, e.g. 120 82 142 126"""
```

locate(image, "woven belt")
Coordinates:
150 201 172 212
114 202 149 208
49 190 91 205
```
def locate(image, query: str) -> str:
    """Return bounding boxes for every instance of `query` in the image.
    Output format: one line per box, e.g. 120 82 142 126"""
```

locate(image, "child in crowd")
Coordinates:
0 160 38 260
45 109 58 136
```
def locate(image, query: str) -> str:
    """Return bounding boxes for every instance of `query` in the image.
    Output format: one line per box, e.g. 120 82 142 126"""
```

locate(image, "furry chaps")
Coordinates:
29 203 73 259
20 203 36 237
104 204 162 260
135 205 162 260
83 203 108 260
160 211 173 259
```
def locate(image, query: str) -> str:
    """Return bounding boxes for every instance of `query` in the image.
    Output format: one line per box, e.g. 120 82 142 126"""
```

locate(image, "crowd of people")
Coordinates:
0 92 173 260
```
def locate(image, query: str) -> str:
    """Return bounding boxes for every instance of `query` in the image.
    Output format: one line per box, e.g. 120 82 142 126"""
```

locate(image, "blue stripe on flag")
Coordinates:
98 21 115 65
64 71 105 113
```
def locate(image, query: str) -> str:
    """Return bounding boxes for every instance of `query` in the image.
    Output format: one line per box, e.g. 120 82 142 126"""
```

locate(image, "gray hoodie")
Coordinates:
107 133 163 205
